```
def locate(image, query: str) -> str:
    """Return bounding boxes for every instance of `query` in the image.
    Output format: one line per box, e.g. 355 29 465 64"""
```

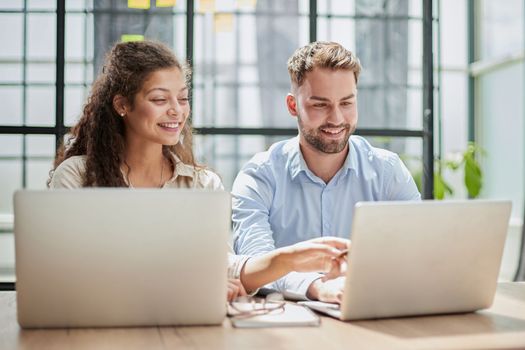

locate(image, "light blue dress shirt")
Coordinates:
232 135 421 299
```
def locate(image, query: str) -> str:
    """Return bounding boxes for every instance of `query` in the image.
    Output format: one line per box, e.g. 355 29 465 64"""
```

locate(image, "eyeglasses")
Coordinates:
228 293 285 318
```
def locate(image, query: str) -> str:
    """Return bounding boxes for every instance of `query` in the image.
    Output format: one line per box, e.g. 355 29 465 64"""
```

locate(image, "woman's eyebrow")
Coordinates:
145 87 170 94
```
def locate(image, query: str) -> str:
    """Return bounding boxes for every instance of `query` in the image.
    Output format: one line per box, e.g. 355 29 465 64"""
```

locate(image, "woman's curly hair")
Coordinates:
50 40 197 187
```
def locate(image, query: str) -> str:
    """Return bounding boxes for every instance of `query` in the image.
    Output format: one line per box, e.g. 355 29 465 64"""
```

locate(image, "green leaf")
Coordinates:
434 175 445 199
401 141 484 200
434 172 453 200
464 156 482 197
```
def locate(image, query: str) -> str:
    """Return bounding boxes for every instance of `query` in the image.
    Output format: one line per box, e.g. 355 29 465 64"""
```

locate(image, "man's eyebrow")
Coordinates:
309 94 355 101
340 93 355 100
309 96 330 101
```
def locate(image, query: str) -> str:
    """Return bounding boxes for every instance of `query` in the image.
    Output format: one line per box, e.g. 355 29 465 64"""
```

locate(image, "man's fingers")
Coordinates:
321 259 341 281
335 291 344 304
316 277 346 304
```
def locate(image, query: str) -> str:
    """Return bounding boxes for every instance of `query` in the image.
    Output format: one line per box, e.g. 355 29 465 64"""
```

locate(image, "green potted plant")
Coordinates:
410 142 484 199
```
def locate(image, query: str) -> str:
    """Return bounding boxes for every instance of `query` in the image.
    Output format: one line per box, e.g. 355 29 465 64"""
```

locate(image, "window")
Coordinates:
0 0 437 289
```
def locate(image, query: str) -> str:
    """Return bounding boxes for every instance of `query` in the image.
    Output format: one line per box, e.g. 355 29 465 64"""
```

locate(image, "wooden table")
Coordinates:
1 283 525 350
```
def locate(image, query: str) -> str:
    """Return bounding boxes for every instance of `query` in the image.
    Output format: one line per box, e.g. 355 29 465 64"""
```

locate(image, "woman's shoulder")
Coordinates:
166 152 224 190
49 155 87 189
165 165 223 190
194 168 224 190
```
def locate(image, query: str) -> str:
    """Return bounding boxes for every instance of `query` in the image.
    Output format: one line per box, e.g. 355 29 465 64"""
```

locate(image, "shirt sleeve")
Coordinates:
227 252 250 279
227 252 260 296
48 157 86 189
231 162 322 300
232 163 275 256
384 154 421 201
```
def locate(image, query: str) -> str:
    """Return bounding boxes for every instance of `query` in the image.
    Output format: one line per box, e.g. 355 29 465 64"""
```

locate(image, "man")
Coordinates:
232 41 421 302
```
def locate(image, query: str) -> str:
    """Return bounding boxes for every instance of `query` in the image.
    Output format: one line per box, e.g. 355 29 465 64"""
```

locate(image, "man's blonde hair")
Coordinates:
287 41 362 88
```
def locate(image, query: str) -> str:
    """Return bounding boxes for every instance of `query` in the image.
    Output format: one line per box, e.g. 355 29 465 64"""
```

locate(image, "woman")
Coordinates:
49 40 347 300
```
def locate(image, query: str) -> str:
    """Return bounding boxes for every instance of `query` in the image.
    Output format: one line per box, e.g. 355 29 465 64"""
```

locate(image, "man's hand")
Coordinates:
306 276 345 303
322 249 348 281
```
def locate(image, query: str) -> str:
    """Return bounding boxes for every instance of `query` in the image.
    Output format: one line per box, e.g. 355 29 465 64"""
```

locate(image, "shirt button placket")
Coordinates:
321 187 331 236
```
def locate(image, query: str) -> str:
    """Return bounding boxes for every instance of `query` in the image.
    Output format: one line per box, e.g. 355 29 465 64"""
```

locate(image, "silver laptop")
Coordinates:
300 200 511 321
14 189 230 328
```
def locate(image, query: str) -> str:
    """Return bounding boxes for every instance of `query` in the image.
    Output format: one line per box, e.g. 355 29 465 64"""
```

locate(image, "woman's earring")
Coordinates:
120 112 125 117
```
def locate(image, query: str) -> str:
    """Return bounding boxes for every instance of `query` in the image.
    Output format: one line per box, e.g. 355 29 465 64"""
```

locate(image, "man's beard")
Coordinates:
298 115 354 154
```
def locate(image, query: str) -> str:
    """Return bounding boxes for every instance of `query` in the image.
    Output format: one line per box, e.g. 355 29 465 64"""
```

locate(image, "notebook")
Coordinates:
14 189 230 328
300 200 512 321
228 303 320 328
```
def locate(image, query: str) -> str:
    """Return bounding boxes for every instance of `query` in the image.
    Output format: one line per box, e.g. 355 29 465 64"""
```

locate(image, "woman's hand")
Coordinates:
239 237 349 294
278 237 350 274
227 279 247 301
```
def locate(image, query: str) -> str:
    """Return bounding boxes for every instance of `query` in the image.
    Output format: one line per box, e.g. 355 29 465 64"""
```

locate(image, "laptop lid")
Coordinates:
14 189 229 328
340 200 511 321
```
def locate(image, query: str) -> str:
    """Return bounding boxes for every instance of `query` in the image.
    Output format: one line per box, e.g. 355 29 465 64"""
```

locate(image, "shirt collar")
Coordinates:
288 136 359 180
286 137 307 180
344 137 359 176
165 151 195 183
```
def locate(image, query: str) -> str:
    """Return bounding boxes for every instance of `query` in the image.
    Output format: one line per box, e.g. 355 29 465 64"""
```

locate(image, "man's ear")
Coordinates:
286 93 298 117
113 95 128 116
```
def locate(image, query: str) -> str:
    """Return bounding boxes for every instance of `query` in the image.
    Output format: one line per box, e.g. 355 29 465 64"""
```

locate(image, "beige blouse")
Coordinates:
49 153 249 280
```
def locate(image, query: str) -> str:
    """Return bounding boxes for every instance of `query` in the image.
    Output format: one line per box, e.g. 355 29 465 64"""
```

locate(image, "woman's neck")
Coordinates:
123 140 172 188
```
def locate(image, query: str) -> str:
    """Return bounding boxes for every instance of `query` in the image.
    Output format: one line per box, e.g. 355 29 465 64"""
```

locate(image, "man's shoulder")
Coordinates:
350 135 400 167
